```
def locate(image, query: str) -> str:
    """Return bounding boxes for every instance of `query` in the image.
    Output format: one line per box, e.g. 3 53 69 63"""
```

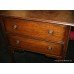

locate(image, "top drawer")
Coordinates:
4 17 67 43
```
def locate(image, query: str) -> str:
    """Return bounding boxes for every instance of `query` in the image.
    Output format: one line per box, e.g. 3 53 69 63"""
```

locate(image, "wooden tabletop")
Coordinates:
0 10 74 26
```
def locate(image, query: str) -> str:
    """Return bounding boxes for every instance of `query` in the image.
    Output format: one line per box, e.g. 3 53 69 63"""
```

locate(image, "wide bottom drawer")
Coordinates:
7 34 63 57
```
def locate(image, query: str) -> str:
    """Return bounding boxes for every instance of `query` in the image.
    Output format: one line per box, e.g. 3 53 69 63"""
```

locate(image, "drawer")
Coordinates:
7 34 63 57
4 17 66 43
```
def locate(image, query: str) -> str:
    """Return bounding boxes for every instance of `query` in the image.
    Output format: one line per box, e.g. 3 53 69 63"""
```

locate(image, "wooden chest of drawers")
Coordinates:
0 10 72 60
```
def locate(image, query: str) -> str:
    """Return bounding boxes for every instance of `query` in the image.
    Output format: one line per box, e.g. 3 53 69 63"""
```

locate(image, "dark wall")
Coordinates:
0 22 10 63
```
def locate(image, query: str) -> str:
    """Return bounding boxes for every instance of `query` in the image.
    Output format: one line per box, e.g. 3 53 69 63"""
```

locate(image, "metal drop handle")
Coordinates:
13 25 17 29
48 46 52 50
16 40 20 44
48 30 54 34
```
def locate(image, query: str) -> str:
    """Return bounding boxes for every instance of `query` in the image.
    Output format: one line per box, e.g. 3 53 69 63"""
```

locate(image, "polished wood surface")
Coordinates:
4 17 68 43
0 10 71 60
7 34 63 58
0 10 73 23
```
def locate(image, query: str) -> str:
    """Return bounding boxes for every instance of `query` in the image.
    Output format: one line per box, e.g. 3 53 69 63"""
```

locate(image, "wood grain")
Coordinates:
7 34 63 57
0 11 71 60
4 17 67 43
0 10 73 23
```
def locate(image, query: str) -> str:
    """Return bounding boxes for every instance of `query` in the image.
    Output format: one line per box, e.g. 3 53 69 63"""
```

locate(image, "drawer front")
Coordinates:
7 34 63 57
4 17 66 43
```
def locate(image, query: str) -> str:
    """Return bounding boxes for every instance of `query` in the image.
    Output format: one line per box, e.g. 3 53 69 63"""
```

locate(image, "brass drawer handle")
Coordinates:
13 25 17 29
48 46 52 50
16 40 20 44
48 30 54 35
